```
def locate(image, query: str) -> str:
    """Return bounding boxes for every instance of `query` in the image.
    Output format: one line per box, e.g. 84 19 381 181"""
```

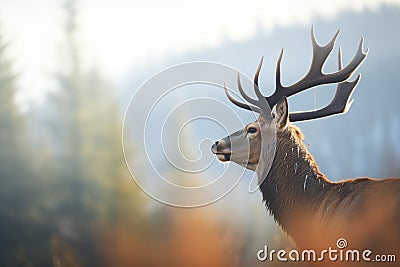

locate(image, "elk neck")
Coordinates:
259 124 333 234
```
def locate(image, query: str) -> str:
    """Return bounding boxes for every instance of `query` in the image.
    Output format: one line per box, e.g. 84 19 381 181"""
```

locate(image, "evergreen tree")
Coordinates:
47 0 147 265
0 30 40 266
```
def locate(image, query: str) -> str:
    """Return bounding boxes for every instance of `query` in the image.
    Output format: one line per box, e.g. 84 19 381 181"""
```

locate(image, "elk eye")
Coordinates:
247 127 257 134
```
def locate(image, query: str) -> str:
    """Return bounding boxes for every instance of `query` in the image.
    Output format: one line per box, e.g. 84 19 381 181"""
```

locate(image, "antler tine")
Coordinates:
253 56 264 93
223 82 262 114
338 46 343 70
289 75 360 122
223 59 270 116
237 73 256 104
310 26 340 74
289 47 360 122
266 26 367 109
236 68 270 116
253 57 270 115
275 48 284 101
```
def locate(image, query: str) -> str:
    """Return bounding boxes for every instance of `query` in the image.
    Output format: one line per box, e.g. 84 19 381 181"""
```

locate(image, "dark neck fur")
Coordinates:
260 125 333 233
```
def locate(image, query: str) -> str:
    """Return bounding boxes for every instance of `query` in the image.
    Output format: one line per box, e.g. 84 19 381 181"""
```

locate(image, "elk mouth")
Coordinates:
211 143 231 161
216 153 231 162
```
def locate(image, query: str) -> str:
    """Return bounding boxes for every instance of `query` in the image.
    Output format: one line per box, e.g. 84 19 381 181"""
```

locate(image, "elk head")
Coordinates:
211 27 368 182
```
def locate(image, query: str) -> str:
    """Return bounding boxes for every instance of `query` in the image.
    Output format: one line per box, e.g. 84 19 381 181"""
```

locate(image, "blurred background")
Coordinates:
1 0 400 266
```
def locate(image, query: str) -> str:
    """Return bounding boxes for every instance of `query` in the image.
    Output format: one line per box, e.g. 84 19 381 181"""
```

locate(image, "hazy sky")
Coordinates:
1 0 399 108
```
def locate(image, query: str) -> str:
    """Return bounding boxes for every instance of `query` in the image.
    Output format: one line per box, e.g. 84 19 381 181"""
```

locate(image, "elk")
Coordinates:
211 28 400 265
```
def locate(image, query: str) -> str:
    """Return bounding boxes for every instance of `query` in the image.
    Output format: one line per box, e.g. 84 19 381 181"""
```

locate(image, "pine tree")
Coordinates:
0 30 38 266
47 0 147 265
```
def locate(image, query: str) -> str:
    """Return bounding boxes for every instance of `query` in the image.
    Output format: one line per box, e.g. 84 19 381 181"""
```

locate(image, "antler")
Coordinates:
224 56 271 117
225 26 368 122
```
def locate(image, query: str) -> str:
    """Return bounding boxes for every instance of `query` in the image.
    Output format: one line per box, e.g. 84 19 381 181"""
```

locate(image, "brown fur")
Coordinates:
260 123 400 266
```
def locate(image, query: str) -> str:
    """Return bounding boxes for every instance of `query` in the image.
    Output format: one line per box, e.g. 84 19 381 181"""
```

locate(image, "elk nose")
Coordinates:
214 141 219 145
211 141 219 154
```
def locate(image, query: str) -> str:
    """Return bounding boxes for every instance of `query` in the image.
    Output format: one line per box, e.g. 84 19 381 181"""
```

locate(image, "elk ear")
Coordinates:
274 97 289 129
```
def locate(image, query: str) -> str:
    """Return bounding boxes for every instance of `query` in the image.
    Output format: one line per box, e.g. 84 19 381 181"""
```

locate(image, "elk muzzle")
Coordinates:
211 138 231 161
211 125 262 171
